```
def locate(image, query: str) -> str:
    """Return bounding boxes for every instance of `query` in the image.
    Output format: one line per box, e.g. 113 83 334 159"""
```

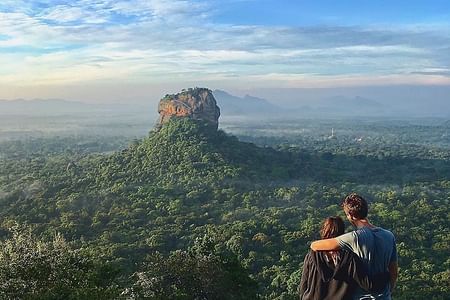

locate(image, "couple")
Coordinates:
299 193 398 300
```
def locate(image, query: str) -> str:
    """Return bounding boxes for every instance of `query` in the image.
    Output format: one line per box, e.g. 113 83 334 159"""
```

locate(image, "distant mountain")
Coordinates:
0 98 148 115
212 91 388 118
319 95 382 108
282 95 388 117
213 90 280 116
315 95 387 116
0 99 89 115
248 85 450 118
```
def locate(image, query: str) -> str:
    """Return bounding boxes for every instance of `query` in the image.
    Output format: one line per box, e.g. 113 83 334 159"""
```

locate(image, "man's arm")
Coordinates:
388 235 398 292
310 238 340 251
388 261 398 292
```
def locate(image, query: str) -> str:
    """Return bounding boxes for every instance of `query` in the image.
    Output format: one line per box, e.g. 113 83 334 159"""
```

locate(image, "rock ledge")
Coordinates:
156 88 220 130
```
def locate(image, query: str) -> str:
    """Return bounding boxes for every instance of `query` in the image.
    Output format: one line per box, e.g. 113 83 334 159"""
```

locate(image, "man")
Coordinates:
310 193 398 299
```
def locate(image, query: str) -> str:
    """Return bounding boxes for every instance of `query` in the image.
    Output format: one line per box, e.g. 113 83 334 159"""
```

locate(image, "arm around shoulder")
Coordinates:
310 238 340 251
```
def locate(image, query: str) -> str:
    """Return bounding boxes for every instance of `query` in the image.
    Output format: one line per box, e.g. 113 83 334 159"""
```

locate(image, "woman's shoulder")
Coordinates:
303 250 314 261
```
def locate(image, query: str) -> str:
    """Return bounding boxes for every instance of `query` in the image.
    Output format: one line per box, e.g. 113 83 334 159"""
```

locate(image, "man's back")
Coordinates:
336 226 397 300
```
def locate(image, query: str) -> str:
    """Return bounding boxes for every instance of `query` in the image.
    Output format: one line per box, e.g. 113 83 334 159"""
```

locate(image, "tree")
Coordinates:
0 224 118 299
125 236 258 299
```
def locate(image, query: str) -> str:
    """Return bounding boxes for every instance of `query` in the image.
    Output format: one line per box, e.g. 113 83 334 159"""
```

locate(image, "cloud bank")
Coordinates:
0 0 449 99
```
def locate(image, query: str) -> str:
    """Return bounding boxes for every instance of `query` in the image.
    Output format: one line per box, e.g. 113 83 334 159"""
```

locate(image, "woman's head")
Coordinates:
320 216 345 239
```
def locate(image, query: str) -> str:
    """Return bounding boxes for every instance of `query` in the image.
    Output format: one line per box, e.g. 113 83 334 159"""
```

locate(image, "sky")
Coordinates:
0 0 449 102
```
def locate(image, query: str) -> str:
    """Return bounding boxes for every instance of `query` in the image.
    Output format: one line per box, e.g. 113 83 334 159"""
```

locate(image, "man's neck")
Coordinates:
353 218 375 229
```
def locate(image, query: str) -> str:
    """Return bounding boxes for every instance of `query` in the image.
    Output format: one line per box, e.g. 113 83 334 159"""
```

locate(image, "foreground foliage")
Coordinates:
0 118 449 299
0 225 118 299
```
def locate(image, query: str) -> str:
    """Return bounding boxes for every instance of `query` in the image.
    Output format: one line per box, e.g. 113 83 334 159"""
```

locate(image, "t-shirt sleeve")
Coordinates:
335 231 358 252
390 236 398 263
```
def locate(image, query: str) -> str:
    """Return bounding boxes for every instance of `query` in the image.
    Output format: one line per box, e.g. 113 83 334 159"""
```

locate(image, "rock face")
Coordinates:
157 88 220 129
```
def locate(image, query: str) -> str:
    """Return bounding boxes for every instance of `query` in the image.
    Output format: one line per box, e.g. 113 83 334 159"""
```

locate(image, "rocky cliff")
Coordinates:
156 88 220 130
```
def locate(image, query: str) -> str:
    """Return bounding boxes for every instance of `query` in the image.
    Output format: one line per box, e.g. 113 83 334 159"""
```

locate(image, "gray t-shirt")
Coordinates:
336 226 397 300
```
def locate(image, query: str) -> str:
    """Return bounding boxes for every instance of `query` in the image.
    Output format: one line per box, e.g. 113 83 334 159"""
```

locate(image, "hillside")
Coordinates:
0 117 449 299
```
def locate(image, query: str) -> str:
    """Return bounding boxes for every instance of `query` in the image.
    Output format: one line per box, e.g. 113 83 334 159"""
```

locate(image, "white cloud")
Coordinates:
40 5 108 24
0 0 449 91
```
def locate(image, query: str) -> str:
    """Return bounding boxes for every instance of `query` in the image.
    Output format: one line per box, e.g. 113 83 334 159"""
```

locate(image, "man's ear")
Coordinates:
344 211 353 220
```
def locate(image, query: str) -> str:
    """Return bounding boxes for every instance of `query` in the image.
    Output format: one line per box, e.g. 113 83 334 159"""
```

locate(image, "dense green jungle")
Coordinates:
0 117 449 299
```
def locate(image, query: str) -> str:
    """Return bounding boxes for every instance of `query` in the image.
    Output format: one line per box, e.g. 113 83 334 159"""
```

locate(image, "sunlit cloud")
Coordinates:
0 0 449 96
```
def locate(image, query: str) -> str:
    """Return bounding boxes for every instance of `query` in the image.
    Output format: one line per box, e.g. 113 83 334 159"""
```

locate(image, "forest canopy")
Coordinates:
0 118 449 299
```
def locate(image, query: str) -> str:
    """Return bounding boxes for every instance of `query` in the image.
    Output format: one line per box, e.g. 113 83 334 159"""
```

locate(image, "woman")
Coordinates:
299 216 388 300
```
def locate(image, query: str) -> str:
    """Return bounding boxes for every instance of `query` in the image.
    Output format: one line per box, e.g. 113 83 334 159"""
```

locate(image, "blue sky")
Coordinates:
216 1 450 26
0 0 449 101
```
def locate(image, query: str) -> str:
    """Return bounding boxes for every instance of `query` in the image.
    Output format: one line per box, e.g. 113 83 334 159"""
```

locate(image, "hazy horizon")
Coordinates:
1 85 450 119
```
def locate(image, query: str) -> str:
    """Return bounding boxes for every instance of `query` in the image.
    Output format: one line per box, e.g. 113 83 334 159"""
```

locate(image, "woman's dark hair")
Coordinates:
320 216 345 239
342 193 368 220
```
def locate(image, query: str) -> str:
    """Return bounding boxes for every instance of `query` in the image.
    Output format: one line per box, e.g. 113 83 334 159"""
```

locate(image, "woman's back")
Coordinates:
299 249 357 300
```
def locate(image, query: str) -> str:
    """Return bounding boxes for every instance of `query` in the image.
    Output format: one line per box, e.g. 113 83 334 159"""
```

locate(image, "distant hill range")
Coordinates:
0 99 147 115
298 95 387 116
2 89 448 119
213 90 281 116
0 91 282 118
213 91 388 117
251 85 450 118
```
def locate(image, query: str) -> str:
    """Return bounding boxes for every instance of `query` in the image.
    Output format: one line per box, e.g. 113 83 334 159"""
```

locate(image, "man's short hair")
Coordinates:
342 193 368 220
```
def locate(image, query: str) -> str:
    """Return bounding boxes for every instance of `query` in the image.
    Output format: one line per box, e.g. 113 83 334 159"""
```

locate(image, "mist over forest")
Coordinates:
1 86 449 145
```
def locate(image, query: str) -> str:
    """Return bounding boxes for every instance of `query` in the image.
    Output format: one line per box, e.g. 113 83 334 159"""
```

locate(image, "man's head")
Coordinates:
342 193 368 223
